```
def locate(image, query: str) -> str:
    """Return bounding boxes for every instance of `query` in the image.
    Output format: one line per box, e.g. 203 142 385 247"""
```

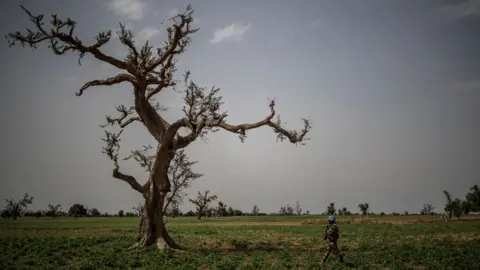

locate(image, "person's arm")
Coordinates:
323 225 328 240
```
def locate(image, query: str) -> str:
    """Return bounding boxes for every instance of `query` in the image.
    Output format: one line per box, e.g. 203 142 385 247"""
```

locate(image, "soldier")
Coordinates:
322 215 344 265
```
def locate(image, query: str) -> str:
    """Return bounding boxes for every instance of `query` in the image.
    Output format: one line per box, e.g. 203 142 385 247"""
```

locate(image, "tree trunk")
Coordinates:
132 146 181 250
134 193 180 250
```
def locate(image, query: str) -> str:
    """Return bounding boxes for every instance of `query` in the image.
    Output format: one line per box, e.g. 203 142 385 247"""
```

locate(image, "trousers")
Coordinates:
322 240 344 263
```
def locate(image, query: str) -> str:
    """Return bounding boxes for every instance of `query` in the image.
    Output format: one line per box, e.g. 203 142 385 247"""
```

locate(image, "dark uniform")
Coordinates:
322 223 344 264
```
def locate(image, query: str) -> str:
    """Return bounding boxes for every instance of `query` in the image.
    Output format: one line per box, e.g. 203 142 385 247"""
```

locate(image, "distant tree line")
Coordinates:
2 185 478 220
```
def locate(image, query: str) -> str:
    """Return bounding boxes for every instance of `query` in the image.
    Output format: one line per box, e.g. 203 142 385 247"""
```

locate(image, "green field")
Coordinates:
1 216 479 269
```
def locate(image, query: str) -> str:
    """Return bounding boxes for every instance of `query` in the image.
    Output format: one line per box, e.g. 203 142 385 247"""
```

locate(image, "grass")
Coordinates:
1 216 479 269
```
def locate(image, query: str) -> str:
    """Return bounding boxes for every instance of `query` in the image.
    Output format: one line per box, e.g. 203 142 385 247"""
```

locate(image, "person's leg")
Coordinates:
332 241 344 262
322 243 332 264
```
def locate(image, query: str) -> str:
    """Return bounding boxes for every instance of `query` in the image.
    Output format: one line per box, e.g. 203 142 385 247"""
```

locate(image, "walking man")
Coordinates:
322 215 344 265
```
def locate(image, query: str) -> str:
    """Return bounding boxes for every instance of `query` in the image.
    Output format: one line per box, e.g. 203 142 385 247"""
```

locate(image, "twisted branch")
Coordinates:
101 130 145 193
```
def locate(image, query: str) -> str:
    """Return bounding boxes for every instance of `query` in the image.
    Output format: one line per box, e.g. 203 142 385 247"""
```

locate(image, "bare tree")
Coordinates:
45 204 62 217
3 193 33 220
7 5 311 250
295 201 302 215
1 210 11 219
167 199 181 217
132 202 144 217
443 190 454 220
358 203 369 216
217 201 228 216
338 207 349 215
327 202 336 215
420 204 435 215
189 190 217 220
251 205 259 216
279 204 294 215
465 184 480 211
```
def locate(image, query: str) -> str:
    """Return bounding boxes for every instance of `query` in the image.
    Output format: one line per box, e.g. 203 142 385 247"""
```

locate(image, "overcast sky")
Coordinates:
1 0 479 215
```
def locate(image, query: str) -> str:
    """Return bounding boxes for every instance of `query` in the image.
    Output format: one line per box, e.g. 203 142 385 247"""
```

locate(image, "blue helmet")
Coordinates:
328 215 336 222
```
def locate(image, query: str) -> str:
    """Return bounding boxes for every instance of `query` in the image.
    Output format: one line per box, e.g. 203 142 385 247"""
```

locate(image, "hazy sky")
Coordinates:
1 0 479 215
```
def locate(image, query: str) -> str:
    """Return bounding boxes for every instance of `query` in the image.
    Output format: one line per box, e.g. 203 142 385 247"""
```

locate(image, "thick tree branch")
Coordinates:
169 71 311 149
77 73 136 96
101 130 145 194
172 97 311 150
6 6 130 71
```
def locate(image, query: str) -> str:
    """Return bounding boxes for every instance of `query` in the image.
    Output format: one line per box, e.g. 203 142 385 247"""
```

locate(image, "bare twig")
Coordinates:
7 5 130 70
101 130 145 193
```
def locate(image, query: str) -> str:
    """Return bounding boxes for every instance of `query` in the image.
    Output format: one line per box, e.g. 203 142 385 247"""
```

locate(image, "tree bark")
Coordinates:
133 193 180 250
132 145 181 250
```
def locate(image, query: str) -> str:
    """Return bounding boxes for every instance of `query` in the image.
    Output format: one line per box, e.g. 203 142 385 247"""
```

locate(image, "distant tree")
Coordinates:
206 208 215 217
3 193 34 220
252 205 259 216
305 210 310 215
167 199 181 217
443 190 454 220
420 204 435 215
217 201 228 217
452 199 462 219
327 202 336 215
461 200 472 215
465 184 480 211
184 210 195 217
68 204 87 218
1 210 11 219
227 206 234 217
233 209 243 216
279 204 294 215
358 203 369 216
189 190 217 220
118 210 125 217
132 202 144 217
45 204 62 217
295 201 303 215
88 208 101 217
34 210 43 219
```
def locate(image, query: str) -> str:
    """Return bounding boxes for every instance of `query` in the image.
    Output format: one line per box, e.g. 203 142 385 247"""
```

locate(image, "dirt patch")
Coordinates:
176 221 301 227
301 216 480 225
